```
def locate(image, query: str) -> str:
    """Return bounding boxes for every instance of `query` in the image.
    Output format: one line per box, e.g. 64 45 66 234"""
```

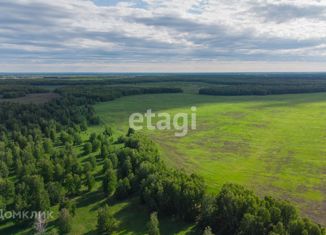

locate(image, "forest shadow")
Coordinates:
115 197 196 235
84 229 97 235
76 190 105 209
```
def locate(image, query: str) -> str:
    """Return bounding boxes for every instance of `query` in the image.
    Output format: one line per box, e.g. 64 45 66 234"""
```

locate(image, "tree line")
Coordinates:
21 72 326 88
56 85 182 102
0 85 47 99
199 84 326 96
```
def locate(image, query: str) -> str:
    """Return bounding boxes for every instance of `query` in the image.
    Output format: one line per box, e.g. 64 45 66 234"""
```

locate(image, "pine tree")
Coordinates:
147 212 160 235
83 142 92 155
86 172 95 192
58 208 72 234
103 169 117 197
203 226 214 235
0 161 9 178
97 204 117 234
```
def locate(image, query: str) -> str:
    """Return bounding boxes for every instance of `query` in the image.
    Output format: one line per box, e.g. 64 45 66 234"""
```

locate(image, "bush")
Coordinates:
58 208 72 234
147 212 160 235
97 205 117 235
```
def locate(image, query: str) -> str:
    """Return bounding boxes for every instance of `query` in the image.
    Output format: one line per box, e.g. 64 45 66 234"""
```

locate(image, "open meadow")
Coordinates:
94 92 326 225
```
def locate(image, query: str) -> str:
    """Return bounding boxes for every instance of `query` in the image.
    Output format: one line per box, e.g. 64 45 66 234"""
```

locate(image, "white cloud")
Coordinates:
0 0 325 72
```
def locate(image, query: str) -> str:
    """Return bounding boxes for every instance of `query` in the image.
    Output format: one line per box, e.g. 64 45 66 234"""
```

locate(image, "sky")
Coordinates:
1 0 326 72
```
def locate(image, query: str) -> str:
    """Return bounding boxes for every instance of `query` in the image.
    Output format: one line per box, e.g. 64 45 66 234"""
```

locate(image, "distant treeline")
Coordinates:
199 84 326 96
0 85 48 99
2 73 326 96
56 86 182 102
1 73 326 86
3 73 326 97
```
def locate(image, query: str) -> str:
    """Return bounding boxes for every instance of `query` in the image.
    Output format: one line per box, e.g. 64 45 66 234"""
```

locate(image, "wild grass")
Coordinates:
94 92 326 224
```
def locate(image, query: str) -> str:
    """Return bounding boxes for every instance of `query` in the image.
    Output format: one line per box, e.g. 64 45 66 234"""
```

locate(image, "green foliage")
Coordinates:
83 142 92 155
100 144 109 158
0 178 14 202
60 132 73 145
58 208 72 234
147 212 160 235
38 159 54 182
92 139 101 152
109 153 118 168
202 226 214 235
14 175 50 214
0 85 47 99
72 132 82 145
0 161 9 178
104 126 113 137
102 158 113 173
116 133 205 221
127 127 135 137
47 182 65 205
89 155 97 169
65 173 82 196
86 172 95 192
57 85 183 102
103 169 117 197
59 199 76 217
198 184 324 235
83 161 93 173
199 84 326 96
115 178 131 200
54 163 64 182
97 204 118 235
0 196 6 211
43 138 54 154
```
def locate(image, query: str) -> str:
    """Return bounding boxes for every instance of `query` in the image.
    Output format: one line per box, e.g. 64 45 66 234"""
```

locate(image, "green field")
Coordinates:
94 92 326 225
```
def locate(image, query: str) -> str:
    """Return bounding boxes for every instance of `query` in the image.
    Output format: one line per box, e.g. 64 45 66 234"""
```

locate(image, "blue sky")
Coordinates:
92 0 147 7
0 0 326 72
92 0 120 5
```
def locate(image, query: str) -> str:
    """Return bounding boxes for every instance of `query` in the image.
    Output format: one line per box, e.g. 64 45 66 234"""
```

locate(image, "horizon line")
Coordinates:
2 71 326 75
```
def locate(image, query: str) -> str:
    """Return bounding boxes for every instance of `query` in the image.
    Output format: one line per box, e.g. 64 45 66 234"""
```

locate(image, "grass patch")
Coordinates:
94 93 326 225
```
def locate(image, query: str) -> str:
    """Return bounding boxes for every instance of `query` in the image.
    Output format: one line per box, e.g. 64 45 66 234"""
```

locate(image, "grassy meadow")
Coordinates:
94 92 326 225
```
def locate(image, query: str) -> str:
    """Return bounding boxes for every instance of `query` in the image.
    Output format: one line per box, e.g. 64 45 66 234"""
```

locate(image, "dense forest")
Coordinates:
0 79 324 234
198 84 326 96
56 86 182 102
3 73 326 98
0 85 47 98
22 73 326 87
